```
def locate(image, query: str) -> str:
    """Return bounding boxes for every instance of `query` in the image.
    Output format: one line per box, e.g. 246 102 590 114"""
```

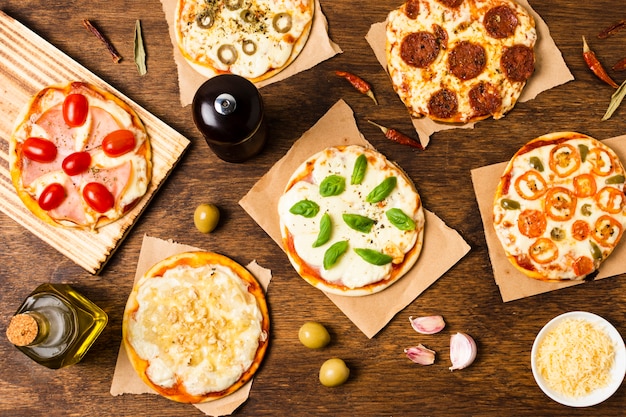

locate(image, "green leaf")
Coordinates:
319 175 345 197
351 154 367 185
386 208 416 231
342 213 375 233
289 199 319 218
134 20 147 76
312 213 332 248
602 79 626 120
366 176 397 203
323 240 349 269
354 248 393 266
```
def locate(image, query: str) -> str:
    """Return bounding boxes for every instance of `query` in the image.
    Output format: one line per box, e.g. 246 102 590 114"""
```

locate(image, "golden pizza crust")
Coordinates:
122 251 270 403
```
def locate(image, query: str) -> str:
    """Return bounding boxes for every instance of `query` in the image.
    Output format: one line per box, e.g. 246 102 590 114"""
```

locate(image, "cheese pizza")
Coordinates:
175 0 315 82
123 251 270 403
493 132 626 281
9 82 152 231
278 145 425 296
386 0 537 123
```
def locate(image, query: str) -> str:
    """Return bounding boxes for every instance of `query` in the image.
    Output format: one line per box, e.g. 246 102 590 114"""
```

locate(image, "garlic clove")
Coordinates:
449 332 477 371
404 344 436 365
409 315 446 334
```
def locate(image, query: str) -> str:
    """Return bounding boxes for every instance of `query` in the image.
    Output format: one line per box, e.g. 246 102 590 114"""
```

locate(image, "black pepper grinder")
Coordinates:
192 74 268 163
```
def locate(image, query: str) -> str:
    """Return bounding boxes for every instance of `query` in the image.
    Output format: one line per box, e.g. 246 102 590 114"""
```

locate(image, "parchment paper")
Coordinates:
239 99 471 338
160 0 342 106
365 0 574 148
110 235 272 416
471 135 626 302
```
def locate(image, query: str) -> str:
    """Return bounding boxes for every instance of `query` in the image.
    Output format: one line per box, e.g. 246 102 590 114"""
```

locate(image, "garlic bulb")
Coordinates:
404 344 436 365
409 315 446 334
449 332 477 370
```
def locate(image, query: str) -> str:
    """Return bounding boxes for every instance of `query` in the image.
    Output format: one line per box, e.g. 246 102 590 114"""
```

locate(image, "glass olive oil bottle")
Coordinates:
6 283 108 369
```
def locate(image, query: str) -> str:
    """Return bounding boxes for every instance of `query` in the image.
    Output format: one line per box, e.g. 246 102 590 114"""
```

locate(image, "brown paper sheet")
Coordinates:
239 99 471 338
110 235 272 416
471 135 626 302
159 0 343 106
364 0 574 148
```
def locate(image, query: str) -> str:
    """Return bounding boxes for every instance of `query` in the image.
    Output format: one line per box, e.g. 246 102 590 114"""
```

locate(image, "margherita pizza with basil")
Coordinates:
386 0 537 123
175 0 315 82
493 132 626 281
278 145 425 296
123 251 270 403
9 82 152 231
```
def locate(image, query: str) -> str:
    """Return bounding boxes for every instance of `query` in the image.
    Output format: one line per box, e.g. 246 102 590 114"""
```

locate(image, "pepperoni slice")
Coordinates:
405 0 420 19
484 5 519 39
449 41 486 80
436 0 463 7
501 45 535 82
573 256 594 277
427 88 458 120
573 173 597 197
469 81 502 116
400 32 440 68
572 220 591 241
518 209 547 238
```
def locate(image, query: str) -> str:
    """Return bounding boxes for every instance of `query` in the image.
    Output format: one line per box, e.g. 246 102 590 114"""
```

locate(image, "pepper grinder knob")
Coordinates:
215 93 237 116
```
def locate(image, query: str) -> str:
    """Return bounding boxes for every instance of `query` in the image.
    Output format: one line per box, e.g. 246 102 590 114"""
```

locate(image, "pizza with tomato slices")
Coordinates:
493 132 626 281
9 82 152 231
385 0 537 123
277 145 425 296
122 251 270 403
175 0 315 82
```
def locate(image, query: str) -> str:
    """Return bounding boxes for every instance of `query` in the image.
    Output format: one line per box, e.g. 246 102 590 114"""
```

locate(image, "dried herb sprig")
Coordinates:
82 19 122 63
134 20 147 76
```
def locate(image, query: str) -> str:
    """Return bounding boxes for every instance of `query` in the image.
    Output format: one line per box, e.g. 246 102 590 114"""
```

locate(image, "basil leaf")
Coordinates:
366 176 397 203
134 20 147 76
354 248 393 266
351 154 367 185
602 79 626 121
342 213 375 233
289 199 319 218
312 213 332 248
323 240 349 269
386 208 416 231
319 175 346 197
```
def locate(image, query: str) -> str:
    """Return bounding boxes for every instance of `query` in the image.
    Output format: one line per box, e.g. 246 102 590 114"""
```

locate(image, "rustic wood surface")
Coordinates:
1 0 626 415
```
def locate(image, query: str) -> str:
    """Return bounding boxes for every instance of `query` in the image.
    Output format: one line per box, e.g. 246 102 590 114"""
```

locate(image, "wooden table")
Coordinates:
1 1 625 415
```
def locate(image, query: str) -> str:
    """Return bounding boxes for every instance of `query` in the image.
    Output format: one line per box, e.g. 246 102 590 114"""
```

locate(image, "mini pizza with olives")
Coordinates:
493 132 626 281
122 251 270 403
9 82 152 231
175 0 315 82
278 145 425 296
385 0 537 123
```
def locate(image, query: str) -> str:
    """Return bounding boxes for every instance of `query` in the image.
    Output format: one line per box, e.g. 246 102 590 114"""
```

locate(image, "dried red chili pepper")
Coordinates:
335 71 378 105
597 19 626 39
83 19 122 63
613 57 626 71
367 120 423 150
582 36 619 88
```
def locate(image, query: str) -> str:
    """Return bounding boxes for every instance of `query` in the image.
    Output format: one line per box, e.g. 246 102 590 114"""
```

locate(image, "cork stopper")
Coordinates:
6 314 39 346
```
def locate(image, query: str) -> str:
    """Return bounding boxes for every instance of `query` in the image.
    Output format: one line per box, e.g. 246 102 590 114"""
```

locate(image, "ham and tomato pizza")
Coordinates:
175 0 315 82
493 132 626 281
386 0 537 123
278 145 425 296
9 82 152 231
122 251 270 403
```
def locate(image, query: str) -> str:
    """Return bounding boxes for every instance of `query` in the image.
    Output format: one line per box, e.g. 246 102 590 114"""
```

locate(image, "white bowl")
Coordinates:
531 311 626 407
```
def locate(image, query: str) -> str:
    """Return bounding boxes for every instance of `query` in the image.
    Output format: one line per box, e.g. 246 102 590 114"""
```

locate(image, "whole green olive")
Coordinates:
319 358 350 387
298 321 330 349
194 203 220 233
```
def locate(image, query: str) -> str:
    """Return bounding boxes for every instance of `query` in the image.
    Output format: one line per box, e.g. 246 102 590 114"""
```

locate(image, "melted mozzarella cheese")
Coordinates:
278 146 424 289
128 264 263 396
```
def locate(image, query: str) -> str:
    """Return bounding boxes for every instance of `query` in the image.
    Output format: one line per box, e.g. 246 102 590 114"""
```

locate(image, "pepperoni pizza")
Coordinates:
9 82 152 231
386 0 537 123
493 132 626 281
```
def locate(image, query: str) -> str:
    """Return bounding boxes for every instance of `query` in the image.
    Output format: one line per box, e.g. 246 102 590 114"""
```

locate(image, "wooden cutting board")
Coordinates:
0 11 190 274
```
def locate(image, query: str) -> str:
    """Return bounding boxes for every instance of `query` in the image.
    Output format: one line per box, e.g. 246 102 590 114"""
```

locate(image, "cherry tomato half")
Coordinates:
22 137 57 163
102 130 136 157
83 182 114 213
62 152 92 176
63 93 89 127
38 183 66 211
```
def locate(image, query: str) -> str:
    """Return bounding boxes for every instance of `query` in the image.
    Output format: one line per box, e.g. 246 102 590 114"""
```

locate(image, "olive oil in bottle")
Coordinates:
6 283 108 369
